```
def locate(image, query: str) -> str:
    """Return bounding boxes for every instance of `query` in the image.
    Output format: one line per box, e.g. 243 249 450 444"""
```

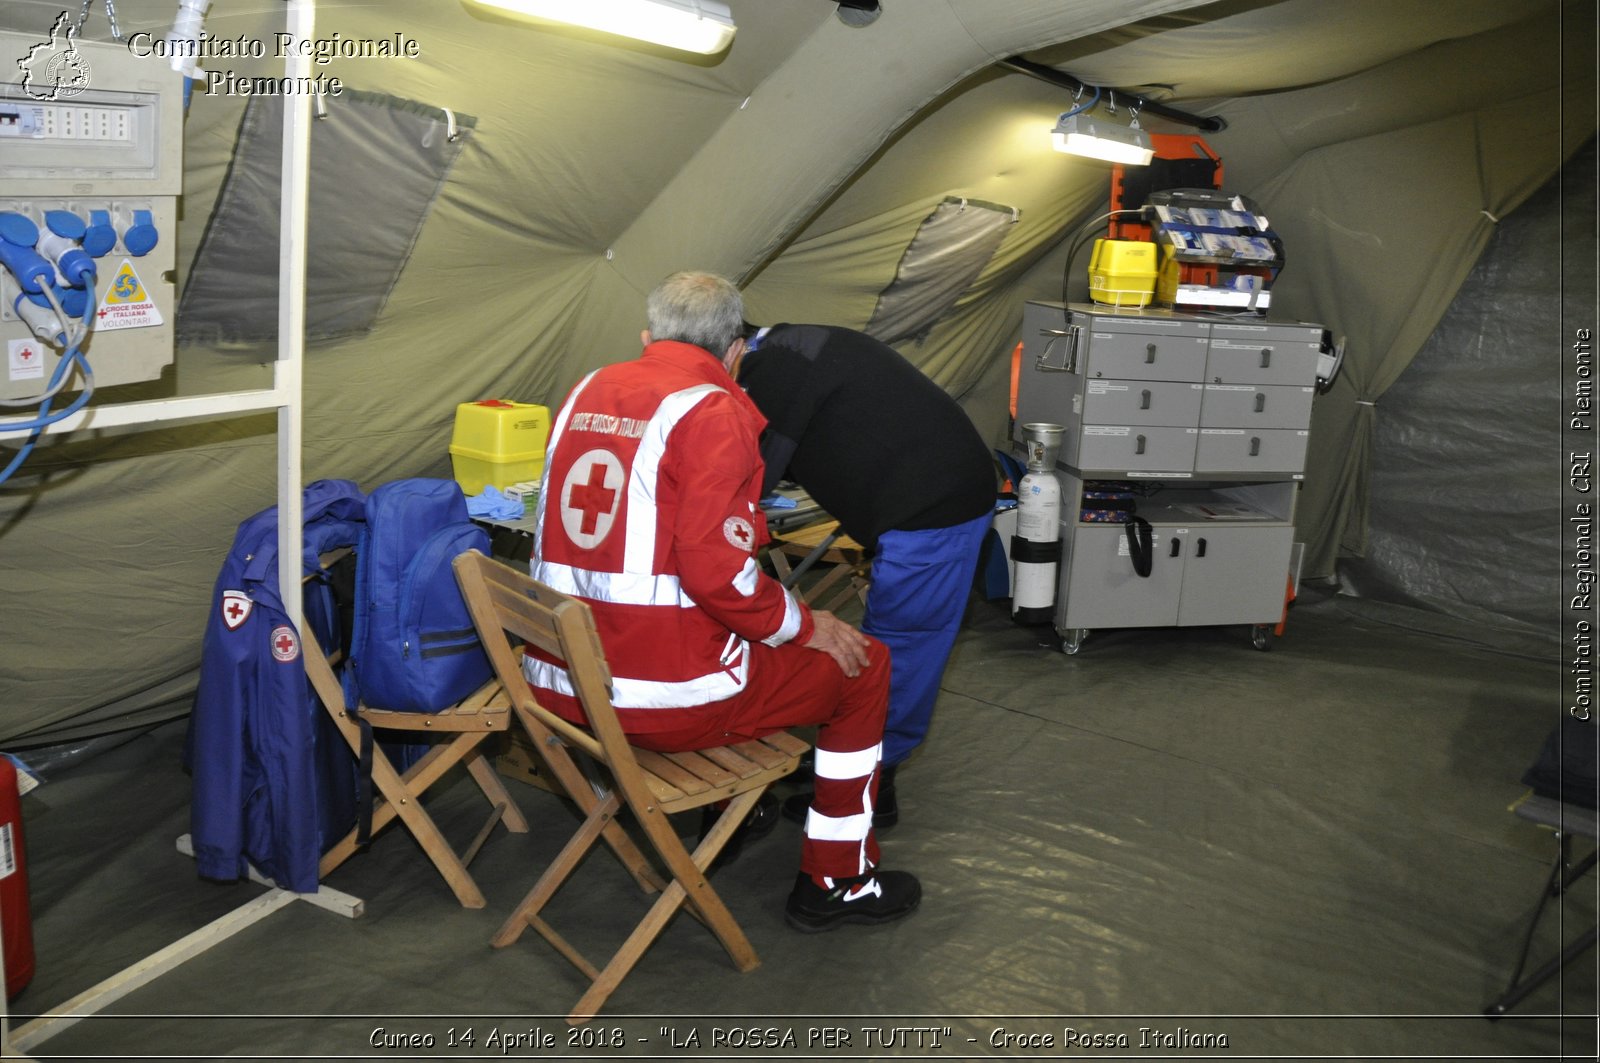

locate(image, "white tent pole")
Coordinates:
276 0 313 628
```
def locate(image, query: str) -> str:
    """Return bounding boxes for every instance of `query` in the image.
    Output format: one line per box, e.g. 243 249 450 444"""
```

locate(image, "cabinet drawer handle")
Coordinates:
1140 389 1152 410
1034 324 1084 373
1259 347 1272 369
1145 342 1157 364
1135 434 1147 455
1196 537 1207 558
1169 537 1181 558
1254 393 1266 413
1249 436 1261 457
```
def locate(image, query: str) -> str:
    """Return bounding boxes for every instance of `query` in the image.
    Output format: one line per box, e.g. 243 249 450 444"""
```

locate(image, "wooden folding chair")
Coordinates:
767 518 871 611
453 550 809 1024
299 562 529 909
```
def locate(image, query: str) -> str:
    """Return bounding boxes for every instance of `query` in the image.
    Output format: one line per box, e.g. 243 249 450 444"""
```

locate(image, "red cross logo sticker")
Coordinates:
270 625 300 663
559 449 625 549
723 516 755 552
221 590 253 631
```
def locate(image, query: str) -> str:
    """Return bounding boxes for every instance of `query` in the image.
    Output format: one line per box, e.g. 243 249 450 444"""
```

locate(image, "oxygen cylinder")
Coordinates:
0 756 34 1000
1011 423 1063 623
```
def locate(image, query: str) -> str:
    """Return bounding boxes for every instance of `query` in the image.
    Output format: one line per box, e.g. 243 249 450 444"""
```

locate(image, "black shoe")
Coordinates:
876 765 899 829
780 764 897 829
698 791 779 868
784 869 922 933
780 791 811 825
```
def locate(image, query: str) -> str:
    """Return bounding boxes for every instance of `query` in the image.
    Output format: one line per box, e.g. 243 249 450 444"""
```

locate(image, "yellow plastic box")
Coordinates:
1088 239 1157 307
449 400 550 496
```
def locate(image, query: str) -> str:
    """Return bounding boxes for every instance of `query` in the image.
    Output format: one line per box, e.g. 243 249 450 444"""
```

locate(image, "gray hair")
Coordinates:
645 271 744 356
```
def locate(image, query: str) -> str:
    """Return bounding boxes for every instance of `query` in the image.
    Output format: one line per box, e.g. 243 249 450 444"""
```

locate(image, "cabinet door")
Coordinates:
1199 384 1315 429
1084 379 1204 426
1204 338 1321 385
1084 331 1210 381
1194 428 1309 475
1176 525 1294 626
1078 425 1198 473
1060 524 1184 629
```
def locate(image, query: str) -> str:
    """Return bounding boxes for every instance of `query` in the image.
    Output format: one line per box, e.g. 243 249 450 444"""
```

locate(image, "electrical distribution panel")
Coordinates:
0 27 183 401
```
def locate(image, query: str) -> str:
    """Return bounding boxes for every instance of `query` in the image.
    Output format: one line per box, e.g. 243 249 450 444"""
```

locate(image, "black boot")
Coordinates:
875 764 899 829
780 764 898 829
697 791 779 868
784 868 922 932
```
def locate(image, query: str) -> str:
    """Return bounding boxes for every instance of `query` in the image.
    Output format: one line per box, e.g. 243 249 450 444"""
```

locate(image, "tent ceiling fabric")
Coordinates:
563 0 1218 380
1032 0 1547 99
0 0 1591 745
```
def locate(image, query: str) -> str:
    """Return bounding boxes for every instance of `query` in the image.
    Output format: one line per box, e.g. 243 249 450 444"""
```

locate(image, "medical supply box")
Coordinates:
449 400 550 495
1088 239 1157 308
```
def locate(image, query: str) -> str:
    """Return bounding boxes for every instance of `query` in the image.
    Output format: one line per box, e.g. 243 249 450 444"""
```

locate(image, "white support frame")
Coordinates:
0 4 360 1056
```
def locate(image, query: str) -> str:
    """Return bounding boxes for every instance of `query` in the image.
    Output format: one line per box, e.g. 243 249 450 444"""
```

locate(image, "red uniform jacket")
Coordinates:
525 340 812 733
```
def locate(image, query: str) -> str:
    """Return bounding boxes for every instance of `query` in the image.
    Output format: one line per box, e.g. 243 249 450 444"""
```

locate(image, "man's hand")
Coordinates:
803 609 873 677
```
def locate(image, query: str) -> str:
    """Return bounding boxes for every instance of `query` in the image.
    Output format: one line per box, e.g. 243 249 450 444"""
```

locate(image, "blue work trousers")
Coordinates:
862 511 991 766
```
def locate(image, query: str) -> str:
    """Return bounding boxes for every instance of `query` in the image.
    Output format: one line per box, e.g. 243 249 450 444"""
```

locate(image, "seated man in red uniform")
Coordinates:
522 270 919 931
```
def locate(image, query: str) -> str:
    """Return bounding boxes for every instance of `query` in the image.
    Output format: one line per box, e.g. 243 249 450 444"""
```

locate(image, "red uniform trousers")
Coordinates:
628 636 890 880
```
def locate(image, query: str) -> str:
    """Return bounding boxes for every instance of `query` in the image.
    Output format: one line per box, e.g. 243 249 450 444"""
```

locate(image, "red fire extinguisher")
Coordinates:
0 755 35 1000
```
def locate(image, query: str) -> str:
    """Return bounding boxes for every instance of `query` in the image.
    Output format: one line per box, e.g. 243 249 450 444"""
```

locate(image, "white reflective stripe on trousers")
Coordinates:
814 743 881 780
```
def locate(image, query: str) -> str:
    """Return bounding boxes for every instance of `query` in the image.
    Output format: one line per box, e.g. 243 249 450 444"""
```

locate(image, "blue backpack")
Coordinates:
346 477 493 713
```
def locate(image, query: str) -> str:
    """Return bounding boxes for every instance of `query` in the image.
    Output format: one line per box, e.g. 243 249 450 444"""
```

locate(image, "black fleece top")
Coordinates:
738 323 994 550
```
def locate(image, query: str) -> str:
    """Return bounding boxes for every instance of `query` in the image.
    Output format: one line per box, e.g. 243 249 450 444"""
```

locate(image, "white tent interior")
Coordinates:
0 0 1595 1054
0 0 1591 747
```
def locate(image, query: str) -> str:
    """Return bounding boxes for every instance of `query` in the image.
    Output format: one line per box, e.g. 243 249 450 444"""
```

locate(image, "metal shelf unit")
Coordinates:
1013 301 1323 654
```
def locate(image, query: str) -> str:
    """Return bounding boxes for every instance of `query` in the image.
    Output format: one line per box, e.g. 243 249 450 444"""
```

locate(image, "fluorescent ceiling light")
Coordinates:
1051 113 1154 166
471 0 736 55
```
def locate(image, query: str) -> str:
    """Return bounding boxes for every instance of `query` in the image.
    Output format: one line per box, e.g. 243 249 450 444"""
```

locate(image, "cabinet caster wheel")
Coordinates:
1250 625 1274 651
1060 629 1087 655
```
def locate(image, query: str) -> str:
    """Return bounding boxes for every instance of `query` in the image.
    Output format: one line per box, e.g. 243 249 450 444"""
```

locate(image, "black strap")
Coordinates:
319 550 374 845
1126 516 1154 578
1009 534 1063 564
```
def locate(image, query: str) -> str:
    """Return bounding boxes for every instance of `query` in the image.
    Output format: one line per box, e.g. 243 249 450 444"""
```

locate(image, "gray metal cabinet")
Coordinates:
1060 519 1295 630
1013 302 1323 653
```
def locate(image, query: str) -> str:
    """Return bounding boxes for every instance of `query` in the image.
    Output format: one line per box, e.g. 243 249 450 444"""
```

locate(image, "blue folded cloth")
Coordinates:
466 485 525 520
760 494 798 510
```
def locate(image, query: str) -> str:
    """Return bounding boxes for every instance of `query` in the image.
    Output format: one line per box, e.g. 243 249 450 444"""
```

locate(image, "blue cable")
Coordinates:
1056 86 1102 123
0 286 98 485
2 348 94 431
0 353 94 485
